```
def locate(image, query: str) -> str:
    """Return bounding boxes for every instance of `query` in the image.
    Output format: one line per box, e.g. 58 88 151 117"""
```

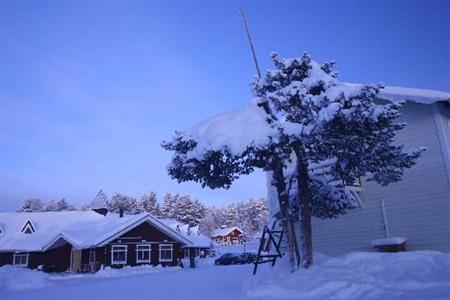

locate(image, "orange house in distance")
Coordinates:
211 226 244 245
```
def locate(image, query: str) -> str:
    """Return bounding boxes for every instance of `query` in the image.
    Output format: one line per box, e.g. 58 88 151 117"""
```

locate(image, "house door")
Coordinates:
70 249 82 272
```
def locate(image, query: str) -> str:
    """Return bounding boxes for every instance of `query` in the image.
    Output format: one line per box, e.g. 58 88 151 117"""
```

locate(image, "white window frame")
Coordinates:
136 244 151 264
89 248 96 264
111 245 127 265
159 244 173 262
13 252 29 267
183 248 189 258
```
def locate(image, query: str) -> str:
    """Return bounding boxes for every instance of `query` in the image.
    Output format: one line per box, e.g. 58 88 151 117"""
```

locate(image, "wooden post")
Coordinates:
238 7 262 78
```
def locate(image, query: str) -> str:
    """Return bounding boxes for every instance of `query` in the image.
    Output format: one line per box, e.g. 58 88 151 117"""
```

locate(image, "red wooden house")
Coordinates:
211 226 244 245
0 209 206 272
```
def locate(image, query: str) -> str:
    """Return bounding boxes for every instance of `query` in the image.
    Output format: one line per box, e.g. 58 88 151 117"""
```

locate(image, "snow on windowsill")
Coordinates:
370 237 407 247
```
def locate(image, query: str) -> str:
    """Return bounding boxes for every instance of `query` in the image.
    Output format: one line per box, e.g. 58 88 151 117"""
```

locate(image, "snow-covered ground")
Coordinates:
1 251 449 300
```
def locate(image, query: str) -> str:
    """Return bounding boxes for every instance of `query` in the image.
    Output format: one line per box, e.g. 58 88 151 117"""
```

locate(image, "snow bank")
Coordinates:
1 251 449 299
0 266 52 291
244 251 450 299
0 264 183 292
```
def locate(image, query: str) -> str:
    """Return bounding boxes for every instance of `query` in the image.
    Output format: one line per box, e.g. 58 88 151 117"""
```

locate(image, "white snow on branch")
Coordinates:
177 100 279 159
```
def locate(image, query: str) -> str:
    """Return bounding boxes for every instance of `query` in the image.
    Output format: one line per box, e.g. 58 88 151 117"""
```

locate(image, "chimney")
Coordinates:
119 208 124 218
92 208 108 216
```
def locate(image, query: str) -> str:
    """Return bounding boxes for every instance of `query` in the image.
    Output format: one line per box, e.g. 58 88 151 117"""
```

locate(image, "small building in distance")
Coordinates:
211 226 244 245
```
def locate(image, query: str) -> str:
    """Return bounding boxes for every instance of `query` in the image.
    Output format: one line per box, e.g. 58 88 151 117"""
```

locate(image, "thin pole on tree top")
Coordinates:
238 7 262 78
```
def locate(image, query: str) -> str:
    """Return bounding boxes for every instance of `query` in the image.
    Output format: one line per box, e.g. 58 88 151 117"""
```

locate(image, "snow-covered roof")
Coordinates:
159 219 212 248
211 227 243 237
380 86 450 104
344 83 450 104
0 211 193 252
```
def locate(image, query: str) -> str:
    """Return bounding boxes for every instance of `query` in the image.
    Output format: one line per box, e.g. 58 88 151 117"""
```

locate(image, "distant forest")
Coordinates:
16 191 269 237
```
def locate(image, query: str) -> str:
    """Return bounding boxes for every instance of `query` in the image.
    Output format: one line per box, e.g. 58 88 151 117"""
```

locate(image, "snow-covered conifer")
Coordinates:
161 193 176 219
16 198 44 212
44 198 75 211
163 52 423 271
108 193 140 214
139 191 161 217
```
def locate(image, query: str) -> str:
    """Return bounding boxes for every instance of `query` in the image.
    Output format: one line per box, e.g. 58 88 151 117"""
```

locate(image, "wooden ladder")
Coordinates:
252 219 284 275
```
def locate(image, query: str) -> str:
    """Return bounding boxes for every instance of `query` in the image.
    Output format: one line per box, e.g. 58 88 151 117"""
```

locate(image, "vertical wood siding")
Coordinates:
311 102 450 255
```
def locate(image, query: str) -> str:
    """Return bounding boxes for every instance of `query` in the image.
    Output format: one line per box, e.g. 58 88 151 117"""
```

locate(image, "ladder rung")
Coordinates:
255 259 276 264
258 254 281 258
253 219 285 275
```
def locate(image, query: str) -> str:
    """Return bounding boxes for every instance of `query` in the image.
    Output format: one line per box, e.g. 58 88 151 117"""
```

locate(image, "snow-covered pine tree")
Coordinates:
16 198 44 212
45 200 59 211
198 208 217 236
161 193 177 219
164 194 206 226
224 203 239 227
108 193 140 214
45 198 75 211
139 191 161 217
174 194 193 225
199 206 228 236
192 199 206 226
129 196 141 214
79 204 91 211
162 52 423 272
246 198 269 235
252 52 425 268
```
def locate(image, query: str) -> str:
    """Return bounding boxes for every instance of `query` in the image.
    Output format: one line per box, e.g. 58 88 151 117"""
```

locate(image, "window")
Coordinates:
13 252 29 266
89 248 96 263
111 245 127 265
183 248 189 258
159 244 173 262
136 244 151 264
20 220 35 234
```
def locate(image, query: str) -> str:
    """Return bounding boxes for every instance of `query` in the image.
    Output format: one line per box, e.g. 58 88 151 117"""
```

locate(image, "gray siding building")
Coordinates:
268 86 450 255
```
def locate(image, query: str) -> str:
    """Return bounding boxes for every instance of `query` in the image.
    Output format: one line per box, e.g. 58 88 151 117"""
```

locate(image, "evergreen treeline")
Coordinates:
15 191 268 237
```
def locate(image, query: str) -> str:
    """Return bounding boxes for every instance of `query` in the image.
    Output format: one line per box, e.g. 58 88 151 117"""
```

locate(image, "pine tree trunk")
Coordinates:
272 159 300 272
294 146 313 268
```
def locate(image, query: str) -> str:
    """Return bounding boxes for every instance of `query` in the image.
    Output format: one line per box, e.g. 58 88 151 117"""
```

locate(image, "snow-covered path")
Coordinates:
1 261 252 300
1 251 449 300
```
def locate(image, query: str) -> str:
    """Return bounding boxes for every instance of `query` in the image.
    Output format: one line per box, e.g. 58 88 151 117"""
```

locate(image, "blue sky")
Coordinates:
0 0 448 211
